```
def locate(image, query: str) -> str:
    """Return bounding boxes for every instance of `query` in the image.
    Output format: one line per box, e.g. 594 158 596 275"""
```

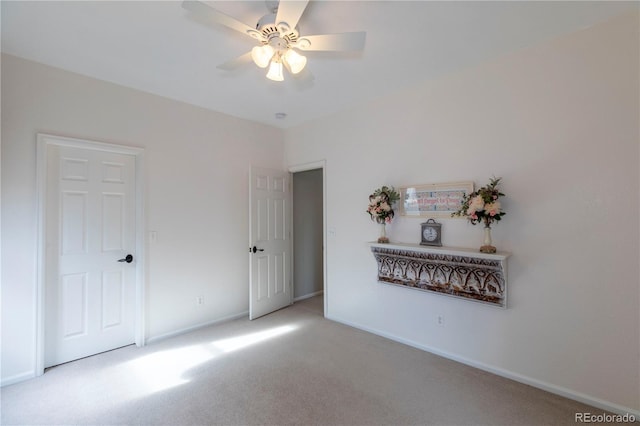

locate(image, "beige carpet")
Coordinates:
2 296 603 425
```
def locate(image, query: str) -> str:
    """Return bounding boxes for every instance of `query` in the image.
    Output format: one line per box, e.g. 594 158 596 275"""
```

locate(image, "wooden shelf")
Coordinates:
369 242 510 308
369 241 510 261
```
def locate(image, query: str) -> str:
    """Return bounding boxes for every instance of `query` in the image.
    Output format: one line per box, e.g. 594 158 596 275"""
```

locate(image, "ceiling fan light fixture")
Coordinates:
266 60 284 81
182 0 367 82
251 45 275 68
283 49 307 74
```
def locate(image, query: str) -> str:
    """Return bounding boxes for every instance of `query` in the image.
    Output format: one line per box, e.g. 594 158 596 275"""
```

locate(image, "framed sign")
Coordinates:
399 181 473 218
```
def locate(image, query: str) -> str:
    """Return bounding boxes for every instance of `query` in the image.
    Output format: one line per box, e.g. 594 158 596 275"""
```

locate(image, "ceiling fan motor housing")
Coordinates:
255 13 299 48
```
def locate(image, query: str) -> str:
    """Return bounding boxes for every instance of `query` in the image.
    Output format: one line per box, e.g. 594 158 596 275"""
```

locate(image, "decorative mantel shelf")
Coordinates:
369 242 511 308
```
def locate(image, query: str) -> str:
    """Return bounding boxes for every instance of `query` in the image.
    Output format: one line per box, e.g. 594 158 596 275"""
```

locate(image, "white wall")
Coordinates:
1 54 284 384
285 11 639 413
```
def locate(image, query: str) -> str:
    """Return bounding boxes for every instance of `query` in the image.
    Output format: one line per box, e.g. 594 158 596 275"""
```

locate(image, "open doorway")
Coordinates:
291 165 325 316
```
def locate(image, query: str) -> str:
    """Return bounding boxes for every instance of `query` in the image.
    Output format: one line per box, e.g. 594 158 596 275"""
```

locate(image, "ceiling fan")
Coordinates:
181 0 366 82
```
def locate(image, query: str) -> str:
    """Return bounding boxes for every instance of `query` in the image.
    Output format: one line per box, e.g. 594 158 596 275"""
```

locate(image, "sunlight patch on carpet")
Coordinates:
122 344 216 394
210 324 298 353
115 324 299 397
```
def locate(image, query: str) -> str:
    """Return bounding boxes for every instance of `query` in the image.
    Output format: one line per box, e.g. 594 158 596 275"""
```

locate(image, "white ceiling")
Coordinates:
2 1 636 129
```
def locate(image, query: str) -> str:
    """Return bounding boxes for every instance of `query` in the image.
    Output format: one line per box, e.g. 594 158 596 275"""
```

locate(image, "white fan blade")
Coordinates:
182 1 264 41
217 52 253 71
295 32 366 52
275 0 309 32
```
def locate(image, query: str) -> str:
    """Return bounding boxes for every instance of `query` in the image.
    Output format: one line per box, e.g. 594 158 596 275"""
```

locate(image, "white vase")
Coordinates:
480 225 496 253
378 222 389 243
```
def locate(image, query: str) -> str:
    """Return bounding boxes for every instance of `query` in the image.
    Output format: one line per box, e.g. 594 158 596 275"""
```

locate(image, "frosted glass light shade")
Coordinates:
266 60 284 81
251 45 274 68
283 49 307 74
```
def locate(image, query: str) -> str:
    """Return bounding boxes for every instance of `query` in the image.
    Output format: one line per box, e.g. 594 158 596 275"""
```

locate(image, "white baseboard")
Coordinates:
1 371 36 387
145 310 249 344
327 315 640 419
294 290 324 302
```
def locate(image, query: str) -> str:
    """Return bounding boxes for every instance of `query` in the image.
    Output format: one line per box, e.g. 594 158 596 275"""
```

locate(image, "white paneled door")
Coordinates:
249 167 292 320
44 144 137 367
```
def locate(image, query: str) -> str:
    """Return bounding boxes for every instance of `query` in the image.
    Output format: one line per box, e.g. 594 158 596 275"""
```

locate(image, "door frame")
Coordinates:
35 133 146 375
288 160 327 318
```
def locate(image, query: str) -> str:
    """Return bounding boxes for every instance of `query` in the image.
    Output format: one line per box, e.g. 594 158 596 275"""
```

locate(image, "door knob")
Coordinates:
250 246 264 254
118 254 134 263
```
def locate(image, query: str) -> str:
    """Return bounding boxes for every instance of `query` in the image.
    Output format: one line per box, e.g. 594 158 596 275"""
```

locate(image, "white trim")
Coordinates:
293 290 324 302
0 371 37 387
328 315 640 419
35 137 48 376
37 134 144 155
145 311 248 345
289 160 325 173
134 147 146 347
288 160 327 318
35 133 146 376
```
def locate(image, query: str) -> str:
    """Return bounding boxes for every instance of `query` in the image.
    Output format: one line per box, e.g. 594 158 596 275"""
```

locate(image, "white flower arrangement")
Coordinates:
452 177 506 227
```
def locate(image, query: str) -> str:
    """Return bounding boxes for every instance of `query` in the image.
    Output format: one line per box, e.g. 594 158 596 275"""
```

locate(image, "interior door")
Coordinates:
45 144 136 367
249 166 292 320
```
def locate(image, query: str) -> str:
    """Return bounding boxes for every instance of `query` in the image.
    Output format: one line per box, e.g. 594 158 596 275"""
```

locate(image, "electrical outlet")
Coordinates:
437 315 445 327
197 296 204 305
